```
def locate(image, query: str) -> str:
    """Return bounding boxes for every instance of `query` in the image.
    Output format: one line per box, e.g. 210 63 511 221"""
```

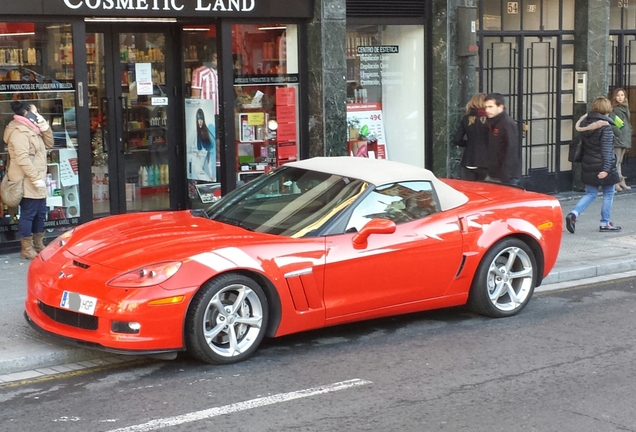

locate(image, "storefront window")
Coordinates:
232 24 299 186
346 25 425 167
182 23 299 207
182 25 222 207
0 22 79 241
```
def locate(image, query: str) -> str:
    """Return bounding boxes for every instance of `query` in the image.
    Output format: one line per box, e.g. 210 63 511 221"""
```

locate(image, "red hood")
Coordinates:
64 211 270 270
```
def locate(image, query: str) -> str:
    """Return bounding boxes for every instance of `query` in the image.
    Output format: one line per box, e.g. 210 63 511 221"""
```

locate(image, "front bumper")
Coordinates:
25 253 196 353
24 310 183 357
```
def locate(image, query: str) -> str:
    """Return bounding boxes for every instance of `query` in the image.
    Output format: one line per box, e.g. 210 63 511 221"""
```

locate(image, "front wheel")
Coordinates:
186 273 268 364
468 238 537 318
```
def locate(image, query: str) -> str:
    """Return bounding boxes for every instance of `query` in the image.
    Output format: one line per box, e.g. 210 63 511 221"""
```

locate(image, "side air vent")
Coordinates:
346 0 425 18
73 260 91 269
455 254 467 279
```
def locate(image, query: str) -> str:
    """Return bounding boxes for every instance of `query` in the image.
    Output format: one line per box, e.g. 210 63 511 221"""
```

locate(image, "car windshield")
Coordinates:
205 166 368 237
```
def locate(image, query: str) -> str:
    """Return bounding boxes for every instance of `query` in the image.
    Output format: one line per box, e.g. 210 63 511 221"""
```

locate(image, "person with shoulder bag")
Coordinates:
3 100 54 259
565 97 621 234
452 93 489 181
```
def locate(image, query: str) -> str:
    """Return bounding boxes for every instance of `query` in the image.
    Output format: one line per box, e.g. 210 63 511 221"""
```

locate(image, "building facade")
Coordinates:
0 0 629 249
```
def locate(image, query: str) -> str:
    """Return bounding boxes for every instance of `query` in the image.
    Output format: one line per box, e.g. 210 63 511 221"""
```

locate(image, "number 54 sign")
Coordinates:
508 2 519 14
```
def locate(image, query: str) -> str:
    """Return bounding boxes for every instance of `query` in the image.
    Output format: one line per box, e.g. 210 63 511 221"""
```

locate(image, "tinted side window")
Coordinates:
346 181 439 231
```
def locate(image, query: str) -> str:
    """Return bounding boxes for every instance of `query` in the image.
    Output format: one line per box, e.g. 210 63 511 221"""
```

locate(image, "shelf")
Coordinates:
139 185 168 195
127 127 165 133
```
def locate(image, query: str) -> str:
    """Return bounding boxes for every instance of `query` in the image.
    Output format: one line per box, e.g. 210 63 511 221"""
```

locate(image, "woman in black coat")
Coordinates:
452 93 489 181
565 97 621 233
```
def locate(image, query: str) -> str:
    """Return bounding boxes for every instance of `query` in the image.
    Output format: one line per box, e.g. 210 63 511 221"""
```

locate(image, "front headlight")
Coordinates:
107 261 182 288
40 229 75 261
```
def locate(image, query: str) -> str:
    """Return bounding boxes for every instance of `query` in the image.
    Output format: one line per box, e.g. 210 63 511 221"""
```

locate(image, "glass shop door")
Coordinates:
86 25 174 215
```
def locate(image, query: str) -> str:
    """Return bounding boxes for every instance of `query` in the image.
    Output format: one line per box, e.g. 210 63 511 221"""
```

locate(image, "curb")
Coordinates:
542 257 636 286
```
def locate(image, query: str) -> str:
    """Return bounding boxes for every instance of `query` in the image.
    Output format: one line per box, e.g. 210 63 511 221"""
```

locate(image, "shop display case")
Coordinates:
0 23 80 236
232 24 300 184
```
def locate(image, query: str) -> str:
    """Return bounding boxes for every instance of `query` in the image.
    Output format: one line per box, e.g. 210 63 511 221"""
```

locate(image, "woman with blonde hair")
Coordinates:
610 87 632 191
452 93 489 181
565 97 621 233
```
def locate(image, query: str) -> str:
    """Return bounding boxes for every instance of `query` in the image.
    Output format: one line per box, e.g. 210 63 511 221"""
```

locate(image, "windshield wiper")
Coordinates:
190 209 209 218
217 217 255 232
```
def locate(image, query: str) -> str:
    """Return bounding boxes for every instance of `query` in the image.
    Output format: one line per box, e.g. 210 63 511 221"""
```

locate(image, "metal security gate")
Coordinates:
479 34 574 193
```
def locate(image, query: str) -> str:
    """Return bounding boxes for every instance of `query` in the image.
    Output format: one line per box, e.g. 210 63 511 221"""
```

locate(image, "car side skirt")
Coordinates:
292 293 469 333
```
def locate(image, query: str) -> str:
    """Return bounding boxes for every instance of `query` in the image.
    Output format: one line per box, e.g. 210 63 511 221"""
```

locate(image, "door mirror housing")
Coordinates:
352 218 396 249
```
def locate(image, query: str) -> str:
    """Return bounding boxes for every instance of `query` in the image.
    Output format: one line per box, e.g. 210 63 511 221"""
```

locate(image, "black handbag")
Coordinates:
568 135 583 163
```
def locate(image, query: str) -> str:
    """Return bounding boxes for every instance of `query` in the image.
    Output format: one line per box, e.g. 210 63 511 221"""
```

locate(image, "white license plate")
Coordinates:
60 291 97 315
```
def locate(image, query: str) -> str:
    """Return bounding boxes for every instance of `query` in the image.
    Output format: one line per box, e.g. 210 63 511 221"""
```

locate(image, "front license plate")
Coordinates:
60 291 97 315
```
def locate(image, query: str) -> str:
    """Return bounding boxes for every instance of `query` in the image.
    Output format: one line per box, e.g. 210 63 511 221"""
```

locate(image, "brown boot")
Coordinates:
32 232 46 253
20 237 37 260
620 176 632 191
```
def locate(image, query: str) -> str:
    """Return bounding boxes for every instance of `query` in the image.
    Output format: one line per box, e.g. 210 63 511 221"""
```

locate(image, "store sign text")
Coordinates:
0 82 74 92
357 46 399 55
63 0 255 12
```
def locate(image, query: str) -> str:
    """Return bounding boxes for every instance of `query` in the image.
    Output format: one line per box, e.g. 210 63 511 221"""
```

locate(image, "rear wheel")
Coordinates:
186 273 268 364
468 238 537 318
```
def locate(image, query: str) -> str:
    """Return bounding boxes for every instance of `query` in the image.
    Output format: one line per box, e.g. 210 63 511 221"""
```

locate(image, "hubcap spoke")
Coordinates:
235 315 262 328
489 262 506 278
489 281 506 301
227 325 239 356
504 248 518 272
209 295 226 315
509 266 532 280
228 287 249 314
204 322 226 343
506 283 520 306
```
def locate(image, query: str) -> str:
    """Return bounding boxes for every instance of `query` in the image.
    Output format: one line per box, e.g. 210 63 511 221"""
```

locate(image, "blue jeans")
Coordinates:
18 198 47 238
571 184 615 225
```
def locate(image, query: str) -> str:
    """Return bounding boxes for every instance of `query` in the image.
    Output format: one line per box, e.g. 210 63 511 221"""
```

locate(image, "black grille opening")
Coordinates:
38 301 98 331
347 0 425 18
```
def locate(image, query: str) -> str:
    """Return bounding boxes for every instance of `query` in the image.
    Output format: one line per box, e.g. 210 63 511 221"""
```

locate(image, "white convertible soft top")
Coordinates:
286 157 469 211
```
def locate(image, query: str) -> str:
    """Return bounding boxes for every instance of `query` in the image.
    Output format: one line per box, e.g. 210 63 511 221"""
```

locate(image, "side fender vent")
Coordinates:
455 254 467 279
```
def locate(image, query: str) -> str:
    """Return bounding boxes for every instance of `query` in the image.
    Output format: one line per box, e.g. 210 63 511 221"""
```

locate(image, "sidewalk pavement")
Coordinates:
3 188 636 381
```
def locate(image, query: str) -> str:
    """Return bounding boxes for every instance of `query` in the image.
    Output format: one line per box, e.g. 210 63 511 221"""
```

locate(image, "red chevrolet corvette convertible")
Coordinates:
25 157 562 364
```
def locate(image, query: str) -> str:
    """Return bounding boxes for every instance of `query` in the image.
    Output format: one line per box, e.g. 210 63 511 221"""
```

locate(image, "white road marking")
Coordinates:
106 378 372 432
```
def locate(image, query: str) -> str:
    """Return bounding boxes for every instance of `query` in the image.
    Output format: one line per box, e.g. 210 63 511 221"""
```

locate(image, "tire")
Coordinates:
468 238 537 318
186 273 268 364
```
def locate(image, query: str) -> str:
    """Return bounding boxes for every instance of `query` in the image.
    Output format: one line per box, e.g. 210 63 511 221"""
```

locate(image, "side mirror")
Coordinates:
352 218 396 249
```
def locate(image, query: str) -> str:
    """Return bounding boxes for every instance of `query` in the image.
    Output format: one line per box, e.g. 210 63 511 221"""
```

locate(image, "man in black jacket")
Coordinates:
484 93 521 185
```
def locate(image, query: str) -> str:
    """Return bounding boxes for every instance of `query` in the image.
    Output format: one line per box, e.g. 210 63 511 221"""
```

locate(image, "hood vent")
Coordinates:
73 260 91 269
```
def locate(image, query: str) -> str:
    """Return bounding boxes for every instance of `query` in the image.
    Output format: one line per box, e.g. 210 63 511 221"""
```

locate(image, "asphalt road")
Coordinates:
1 276 635 432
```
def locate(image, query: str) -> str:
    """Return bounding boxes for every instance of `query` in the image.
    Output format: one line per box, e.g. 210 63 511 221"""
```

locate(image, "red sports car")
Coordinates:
25 157 562 364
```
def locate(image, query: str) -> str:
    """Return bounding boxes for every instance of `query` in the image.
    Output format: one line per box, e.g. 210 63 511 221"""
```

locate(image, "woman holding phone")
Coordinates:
4 100 53 259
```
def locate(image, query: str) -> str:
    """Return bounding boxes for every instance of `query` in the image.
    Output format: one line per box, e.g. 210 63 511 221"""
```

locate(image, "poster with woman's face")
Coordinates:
185 99 217 181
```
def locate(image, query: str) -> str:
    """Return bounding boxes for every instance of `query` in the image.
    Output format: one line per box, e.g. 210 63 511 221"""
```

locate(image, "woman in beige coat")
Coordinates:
4 100 53 259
